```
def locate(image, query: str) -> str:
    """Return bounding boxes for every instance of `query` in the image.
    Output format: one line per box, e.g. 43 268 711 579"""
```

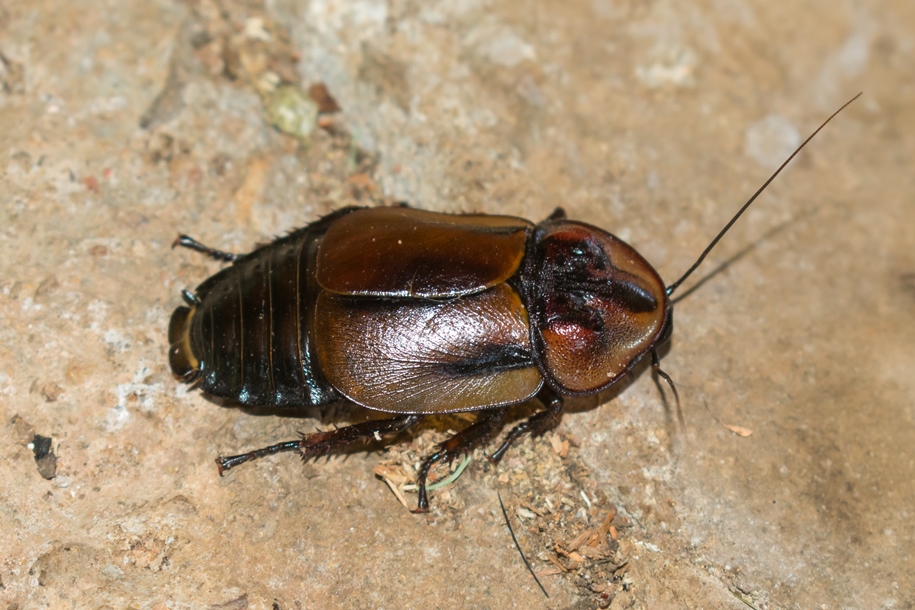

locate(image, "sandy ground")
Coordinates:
2 0 913 608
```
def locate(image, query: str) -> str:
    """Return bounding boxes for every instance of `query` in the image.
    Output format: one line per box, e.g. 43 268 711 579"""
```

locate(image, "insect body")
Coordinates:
169 95 858 511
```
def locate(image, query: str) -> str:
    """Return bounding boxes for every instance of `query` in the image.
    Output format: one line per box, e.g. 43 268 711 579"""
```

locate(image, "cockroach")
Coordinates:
168 94 859 512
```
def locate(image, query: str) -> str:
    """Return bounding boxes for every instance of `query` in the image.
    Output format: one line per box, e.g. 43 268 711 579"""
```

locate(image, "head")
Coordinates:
525 219 671 395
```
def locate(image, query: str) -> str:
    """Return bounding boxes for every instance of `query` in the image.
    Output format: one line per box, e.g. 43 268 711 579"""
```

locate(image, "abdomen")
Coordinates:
168 212 353 408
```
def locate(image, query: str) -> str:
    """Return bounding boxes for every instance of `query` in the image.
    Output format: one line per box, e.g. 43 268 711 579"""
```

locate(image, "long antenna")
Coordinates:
665 93 861 297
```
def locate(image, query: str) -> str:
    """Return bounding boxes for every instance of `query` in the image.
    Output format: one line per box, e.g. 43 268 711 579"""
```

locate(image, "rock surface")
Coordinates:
1 0 913 608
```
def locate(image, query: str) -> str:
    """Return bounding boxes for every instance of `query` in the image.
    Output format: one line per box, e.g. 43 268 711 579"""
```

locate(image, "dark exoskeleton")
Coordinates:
168 95 858 511
169 206 670 511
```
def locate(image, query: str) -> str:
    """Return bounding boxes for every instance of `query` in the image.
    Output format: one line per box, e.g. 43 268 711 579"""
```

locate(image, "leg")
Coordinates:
651 349 685 429
172 234 239 262
489 386 564 463
216 414 423 474
414 407 508 513
181 289 200 306
545 207 566 221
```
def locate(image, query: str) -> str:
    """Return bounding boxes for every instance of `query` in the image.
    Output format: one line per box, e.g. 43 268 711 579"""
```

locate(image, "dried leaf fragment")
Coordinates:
564 528 594 552
548 432 570 457
597 507 617 537
309 82 341 113
374 464 410 509
535 566 565 577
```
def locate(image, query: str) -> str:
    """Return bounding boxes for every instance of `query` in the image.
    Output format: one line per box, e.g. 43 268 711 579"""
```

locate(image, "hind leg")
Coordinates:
216 414 424 474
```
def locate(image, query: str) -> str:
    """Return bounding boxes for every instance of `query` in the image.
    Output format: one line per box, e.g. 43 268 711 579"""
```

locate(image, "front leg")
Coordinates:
488 386 564 463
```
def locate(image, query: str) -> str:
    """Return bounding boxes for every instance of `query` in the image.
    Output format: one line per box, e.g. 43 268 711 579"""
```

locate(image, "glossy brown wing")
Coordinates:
314 283 543 413
315 207 533 298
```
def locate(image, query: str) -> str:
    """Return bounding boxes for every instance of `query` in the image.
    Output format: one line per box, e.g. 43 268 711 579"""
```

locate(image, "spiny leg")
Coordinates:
216 414 423 474
414 407 508 513
651 349 685 429
172 234 239 262
489 386 564 463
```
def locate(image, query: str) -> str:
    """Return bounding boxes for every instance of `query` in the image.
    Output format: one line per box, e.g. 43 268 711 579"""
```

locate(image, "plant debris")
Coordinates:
373 419 638 607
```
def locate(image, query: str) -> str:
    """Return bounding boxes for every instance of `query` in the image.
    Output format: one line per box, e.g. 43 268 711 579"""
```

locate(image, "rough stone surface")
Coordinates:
2 0 913 608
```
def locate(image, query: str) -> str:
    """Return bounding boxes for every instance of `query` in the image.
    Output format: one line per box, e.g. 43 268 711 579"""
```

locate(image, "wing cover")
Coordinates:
314 283 543 413
316 207 533 298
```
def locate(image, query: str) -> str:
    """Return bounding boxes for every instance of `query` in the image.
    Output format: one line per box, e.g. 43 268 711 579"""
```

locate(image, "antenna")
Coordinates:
665 93 861 297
